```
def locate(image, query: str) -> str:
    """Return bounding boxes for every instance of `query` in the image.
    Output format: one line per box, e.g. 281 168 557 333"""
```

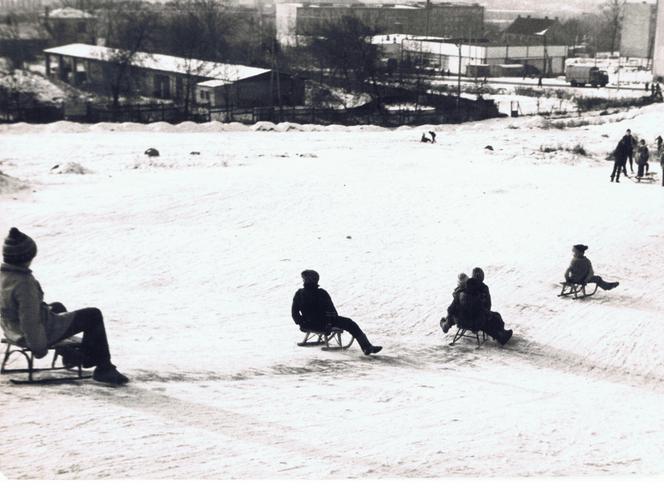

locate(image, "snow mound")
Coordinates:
50 162 92 175
0 170 29 194
252 121 276 132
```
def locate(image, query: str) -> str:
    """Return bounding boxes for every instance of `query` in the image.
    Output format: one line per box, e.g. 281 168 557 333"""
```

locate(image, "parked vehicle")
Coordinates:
565 65 609 87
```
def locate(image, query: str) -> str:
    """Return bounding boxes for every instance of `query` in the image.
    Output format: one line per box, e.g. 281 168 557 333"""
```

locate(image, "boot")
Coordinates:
440 317 452 333
498 329 513 346
363 345 383 356
93 364 129 385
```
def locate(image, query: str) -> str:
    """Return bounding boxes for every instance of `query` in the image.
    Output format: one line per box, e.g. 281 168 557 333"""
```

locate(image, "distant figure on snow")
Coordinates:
623 129 637 174
611 131 632 182
636 139 650 178
421 133 432 143
0 228 129 385
291 270 382 356
429 131 437 144
655 135 663 157
564 244 619 291
440 272 468 333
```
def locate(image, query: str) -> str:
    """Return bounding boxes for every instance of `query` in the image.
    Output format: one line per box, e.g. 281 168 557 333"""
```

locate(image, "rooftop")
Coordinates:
504 16 558 36
43 44 270 82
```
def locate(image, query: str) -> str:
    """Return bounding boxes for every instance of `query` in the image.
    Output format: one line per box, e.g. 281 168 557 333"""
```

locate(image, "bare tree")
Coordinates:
603 0 625 54
160 0 231 114
310 15 382 102
96 1 158 109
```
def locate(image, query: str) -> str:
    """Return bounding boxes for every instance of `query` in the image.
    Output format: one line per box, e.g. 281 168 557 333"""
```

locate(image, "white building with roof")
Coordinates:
43 43 305 107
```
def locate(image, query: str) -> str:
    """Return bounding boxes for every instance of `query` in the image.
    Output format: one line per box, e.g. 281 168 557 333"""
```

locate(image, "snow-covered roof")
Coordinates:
43 44 270 82
47 8 96 19
197 80 230 88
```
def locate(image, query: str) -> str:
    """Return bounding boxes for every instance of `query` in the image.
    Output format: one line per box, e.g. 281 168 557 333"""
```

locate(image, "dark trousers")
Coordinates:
611 161 626 181
50 303 112 368
330 316 372 351
588 275 615 291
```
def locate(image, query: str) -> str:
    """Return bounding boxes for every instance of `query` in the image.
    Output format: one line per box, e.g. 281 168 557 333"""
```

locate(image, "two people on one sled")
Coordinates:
564 244 619 291
0 227 129 385
440 267 513 346
291 269 382 355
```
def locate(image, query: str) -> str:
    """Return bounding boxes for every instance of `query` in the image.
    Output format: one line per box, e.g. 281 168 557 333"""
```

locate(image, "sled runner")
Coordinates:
558 281 598 299
297 328 355 351
1 337 91 384
629 172 657 183
449 327 487 349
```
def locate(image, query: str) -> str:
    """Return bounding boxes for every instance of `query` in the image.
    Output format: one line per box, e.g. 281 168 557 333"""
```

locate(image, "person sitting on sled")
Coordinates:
0 228 129 385
446 277 513 345
564 244 619 291
440 272 468 333
291 270 382 355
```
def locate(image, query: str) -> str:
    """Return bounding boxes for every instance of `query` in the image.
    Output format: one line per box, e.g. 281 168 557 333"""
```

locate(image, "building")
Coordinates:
0 20 49 64
502 15 564 45
620 2 657 59
43 43 305 108
276 2 485 47
41 7 97 46
655 0 664 79
398 36 568 76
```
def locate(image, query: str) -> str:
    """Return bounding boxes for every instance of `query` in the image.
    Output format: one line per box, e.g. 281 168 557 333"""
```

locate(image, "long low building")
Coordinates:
43 43 305 108
395 37 568 75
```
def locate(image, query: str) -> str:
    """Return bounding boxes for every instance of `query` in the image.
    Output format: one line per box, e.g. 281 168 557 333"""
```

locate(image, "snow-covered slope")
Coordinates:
2 105 664 478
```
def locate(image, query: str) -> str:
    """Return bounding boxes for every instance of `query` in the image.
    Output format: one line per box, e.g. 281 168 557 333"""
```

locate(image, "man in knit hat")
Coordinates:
564 244 619 291
291 270 382 355
0 227 129 385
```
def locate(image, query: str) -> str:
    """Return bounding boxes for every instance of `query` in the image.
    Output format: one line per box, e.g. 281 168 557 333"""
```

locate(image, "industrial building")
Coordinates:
276 2 485 47
43 43 305 108
620 2 657 59
397 37 568 76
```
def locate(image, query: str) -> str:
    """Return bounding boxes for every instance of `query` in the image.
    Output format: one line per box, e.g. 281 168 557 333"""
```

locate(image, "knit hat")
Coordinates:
301 269 320 286
472 267 485 282
3 227 37 265
573 244 588 253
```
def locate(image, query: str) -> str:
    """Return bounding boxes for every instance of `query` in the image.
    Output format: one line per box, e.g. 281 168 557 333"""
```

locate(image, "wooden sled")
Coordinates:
629 172 657 183
558 281 598 299
449 327 487 349
297 328 355 351
1 337 92 384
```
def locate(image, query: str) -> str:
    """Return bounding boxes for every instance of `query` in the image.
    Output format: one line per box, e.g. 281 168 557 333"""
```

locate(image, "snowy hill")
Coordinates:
2 105 664 478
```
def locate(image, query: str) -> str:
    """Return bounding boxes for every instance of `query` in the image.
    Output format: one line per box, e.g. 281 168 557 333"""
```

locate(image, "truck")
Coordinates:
565 65 609 88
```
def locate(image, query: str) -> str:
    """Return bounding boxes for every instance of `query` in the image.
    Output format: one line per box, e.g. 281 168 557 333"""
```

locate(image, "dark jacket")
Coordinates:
614 139 630 164
291 286 338 332
564 256 594 284
636 145 649 166
455 279 487 330
477 282 492 311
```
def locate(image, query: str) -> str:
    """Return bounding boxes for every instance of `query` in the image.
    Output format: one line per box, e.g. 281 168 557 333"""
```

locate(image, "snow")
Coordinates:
2 104 664 478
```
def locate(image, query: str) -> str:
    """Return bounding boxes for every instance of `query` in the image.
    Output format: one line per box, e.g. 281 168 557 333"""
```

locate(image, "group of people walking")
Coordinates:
611 129 664 185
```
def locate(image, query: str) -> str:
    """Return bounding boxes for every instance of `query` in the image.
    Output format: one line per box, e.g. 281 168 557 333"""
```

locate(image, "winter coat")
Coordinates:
564 256 594 285
456 284 487 330
0 263 75 357
614 140 630 165
291 286 338 332
636 145 650 166
477 282 492 311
